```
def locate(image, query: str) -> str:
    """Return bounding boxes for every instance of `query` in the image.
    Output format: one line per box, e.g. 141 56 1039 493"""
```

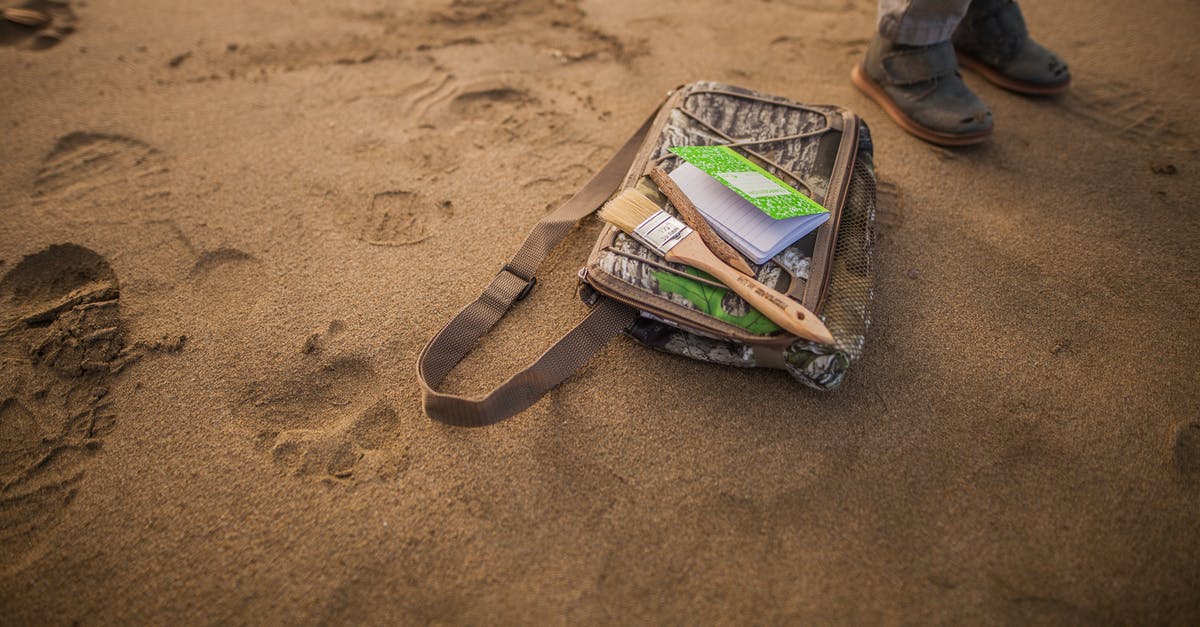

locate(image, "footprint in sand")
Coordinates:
361 191 453 247
241 323 407 483
1172 421 1200 481
0 244 125 560
0 0 77 50
32 132 172 214
1062 78 1191 150
448 82 536 118
430 0 586 30
189 247 257 277
770 0 855 11
440 80 548 138
390 73 538 128
269 399 406 480
29 129 267 297
183 245 267 313
439 78 590 151
873 177 906 237
397 69 458 121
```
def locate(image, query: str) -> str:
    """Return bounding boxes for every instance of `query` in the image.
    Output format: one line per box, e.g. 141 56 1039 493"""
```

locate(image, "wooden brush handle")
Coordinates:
649 166 755 276
665 234 835 345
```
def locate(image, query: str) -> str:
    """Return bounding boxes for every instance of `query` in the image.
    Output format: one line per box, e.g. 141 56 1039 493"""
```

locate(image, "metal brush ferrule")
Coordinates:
631 210 693 254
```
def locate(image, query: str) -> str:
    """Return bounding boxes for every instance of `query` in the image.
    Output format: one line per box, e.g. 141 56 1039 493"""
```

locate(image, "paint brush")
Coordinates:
599 189 835 345
649 165 756 277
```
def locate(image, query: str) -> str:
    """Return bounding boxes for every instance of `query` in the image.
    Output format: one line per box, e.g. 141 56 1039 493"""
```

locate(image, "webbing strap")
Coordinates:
415 108 658 426
881 41 958 85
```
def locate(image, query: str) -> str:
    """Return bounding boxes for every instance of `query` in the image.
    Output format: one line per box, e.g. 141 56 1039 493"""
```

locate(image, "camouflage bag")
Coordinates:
418 82 877 426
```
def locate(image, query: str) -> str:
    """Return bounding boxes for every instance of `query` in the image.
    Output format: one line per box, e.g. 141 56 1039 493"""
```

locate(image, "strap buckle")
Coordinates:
498 264 537 301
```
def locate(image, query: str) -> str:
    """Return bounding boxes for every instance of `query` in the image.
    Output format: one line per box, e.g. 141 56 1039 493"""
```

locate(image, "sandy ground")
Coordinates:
1 0 1198 623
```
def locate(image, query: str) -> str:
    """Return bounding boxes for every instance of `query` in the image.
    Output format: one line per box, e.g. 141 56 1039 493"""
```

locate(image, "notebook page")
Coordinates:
670 163 826 263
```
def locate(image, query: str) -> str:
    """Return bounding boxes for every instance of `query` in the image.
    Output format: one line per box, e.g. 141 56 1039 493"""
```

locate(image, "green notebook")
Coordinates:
669 145 827 219
667 145 830 264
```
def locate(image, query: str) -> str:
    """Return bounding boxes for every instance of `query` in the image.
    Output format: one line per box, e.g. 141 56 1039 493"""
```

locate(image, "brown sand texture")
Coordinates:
1 0 1198 623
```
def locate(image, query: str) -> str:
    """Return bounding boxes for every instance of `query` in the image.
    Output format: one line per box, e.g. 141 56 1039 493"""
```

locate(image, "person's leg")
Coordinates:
952 0 1070 94
878 0 971 46
851 0 991 146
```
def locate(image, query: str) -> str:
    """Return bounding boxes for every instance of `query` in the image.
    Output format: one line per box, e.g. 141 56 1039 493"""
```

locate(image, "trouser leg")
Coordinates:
877 0 972 46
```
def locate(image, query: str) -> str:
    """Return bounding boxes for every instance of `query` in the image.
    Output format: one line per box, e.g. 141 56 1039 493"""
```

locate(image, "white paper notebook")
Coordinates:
669 163 829 265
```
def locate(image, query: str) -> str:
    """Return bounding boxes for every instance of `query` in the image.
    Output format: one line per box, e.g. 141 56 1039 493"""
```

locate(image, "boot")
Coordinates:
851 35 993 146
953 0 1070 95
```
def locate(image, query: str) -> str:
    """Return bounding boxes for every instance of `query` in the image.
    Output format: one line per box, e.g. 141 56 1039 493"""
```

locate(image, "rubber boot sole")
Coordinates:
956 51 1071 95
851 62 992 147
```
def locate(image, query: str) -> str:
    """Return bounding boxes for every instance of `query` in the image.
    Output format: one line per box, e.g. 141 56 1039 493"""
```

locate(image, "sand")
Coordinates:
1 0 1198 623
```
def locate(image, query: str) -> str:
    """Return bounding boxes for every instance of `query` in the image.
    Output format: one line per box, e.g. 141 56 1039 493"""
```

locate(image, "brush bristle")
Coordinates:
598 189 662 233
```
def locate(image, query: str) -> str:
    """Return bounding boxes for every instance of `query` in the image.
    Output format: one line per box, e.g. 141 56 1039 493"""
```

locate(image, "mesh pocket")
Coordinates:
821 158 876 362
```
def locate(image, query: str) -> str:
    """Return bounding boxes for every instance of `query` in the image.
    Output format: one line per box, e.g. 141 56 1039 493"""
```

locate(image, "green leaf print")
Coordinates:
651 269 782 336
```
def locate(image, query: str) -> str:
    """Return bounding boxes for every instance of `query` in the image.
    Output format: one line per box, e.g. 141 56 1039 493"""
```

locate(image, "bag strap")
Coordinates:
416 109 659 426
